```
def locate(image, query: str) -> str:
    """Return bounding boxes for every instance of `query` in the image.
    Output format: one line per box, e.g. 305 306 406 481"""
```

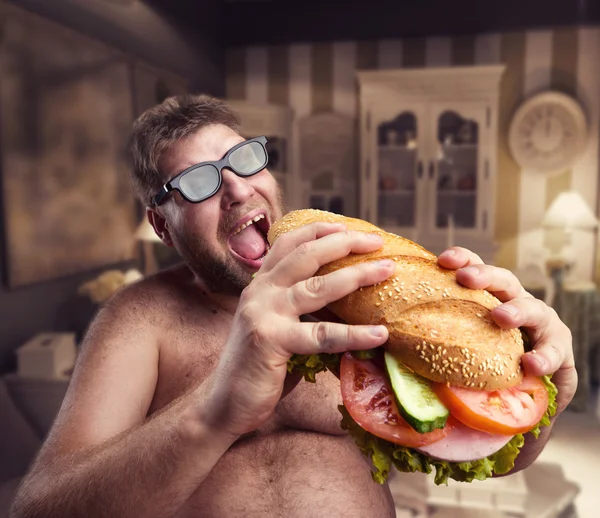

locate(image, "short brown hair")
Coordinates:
129 94 241 205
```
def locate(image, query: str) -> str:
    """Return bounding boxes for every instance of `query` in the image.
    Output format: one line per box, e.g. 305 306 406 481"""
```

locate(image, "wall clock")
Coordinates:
508 91 588 174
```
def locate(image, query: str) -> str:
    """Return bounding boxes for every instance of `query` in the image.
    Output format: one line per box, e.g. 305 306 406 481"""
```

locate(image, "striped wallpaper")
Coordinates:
226 28 600 282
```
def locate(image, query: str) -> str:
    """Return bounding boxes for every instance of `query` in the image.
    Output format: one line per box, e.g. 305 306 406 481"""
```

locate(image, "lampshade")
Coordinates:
135 218 162 243
542 190 599 230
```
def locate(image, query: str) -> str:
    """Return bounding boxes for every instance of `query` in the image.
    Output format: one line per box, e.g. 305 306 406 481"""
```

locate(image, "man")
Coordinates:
11 94 576 518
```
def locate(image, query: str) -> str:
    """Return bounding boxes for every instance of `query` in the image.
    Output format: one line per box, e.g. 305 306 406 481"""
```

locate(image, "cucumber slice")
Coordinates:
384 352 449 434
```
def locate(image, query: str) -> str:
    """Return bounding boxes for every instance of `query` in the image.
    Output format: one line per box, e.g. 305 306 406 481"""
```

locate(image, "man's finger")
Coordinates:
287 259 396 316
491 297 573 375
288 321 389 356
455 264 531 302
303 308 344 324
260 222 346 274
269 231 386 288
437 246 485 269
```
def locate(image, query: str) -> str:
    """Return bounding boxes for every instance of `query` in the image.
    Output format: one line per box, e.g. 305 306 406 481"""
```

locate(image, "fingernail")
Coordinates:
440 249 456 258
369 326 386 338
375 259 395 269
461 266 480 276
497 304 519 316
367 233 384 242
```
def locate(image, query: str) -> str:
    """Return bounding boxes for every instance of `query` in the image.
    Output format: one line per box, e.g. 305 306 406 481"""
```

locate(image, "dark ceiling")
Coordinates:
147 0 600 47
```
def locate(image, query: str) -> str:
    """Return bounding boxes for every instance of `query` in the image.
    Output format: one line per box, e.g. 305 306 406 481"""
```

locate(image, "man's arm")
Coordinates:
12 223 396 517
11 286 237 518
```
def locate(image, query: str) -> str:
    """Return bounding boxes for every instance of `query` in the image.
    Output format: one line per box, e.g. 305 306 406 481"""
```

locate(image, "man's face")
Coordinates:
155 124 285 294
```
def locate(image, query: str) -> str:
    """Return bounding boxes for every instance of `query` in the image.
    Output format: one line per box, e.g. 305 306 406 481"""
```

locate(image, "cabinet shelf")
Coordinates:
437 190 476 196
358 65 505 265
378 189 414 195
441 143 477 151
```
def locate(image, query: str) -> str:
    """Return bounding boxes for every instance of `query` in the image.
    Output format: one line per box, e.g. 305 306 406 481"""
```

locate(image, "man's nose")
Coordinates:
220 168 255 210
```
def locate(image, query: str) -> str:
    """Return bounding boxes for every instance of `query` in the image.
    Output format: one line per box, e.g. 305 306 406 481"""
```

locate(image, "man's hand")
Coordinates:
438 246 577 414
205 222 396 438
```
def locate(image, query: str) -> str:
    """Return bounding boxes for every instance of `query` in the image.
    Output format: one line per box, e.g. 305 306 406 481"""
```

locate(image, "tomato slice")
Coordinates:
432 376 548 436
340 352 449 448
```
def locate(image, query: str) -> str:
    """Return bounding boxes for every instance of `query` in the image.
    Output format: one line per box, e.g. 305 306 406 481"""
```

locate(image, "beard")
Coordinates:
178 236 250 295
171 189 286 296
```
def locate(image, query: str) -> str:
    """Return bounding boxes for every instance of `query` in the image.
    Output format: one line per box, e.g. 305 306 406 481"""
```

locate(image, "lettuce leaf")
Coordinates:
287 353 342 382
292 354 559 485
340 374 557 485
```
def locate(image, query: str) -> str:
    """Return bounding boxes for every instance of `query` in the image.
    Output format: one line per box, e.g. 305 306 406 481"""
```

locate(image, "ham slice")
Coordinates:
415 420 513 462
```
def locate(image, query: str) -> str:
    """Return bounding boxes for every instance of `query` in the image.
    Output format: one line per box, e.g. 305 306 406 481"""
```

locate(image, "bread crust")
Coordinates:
268 209 524 390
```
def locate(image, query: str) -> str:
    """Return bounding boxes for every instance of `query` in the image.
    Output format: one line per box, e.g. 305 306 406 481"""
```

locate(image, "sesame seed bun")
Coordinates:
267 209 525 391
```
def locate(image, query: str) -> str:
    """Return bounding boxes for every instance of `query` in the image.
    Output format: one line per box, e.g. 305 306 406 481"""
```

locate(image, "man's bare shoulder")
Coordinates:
84 264 197 338
112 264 195 310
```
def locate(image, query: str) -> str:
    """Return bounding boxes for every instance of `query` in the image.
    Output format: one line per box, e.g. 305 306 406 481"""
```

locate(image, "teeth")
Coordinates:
232 213 265 235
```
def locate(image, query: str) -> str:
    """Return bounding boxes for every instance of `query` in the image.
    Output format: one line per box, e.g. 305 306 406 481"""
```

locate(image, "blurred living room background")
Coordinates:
0 0 599 517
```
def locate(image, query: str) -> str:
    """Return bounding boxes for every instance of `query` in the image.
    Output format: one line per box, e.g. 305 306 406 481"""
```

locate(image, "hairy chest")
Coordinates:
147 303 343 435
148 306 230 413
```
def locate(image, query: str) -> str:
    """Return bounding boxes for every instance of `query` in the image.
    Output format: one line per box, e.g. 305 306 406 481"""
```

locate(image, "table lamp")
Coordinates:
135 217 162 275
542 190 599 289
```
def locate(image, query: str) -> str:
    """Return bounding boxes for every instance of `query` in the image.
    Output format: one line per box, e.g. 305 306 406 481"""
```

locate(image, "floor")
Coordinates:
535 394 600 518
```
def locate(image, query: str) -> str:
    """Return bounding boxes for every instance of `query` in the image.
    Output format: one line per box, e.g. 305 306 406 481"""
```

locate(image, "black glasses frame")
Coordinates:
152 136 269 206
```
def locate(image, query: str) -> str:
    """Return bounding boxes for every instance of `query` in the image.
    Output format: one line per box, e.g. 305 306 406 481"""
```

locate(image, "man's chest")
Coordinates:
148 311 343 434
149 309 231 413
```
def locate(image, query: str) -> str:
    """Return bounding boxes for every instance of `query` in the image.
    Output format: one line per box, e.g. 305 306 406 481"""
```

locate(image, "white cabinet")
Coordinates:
357 66 505 261
226 100 295 208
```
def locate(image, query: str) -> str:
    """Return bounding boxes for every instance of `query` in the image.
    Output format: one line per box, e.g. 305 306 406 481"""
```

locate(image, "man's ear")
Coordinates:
147 208 174 247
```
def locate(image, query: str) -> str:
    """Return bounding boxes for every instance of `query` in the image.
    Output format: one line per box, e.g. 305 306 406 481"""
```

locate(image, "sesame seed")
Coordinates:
375 302 381 307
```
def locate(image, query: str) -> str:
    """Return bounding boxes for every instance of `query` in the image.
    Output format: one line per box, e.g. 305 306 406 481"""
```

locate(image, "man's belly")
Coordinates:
181 430 396 518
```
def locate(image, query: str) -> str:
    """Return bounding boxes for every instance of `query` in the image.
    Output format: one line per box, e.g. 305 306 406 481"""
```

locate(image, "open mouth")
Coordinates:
227 212 271 269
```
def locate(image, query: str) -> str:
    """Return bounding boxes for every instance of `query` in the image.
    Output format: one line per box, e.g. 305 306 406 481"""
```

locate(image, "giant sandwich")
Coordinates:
267 209 557 485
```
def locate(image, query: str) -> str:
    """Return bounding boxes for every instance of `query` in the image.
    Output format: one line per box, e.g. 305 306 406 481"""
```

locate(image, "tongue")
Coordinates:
229 223 267 260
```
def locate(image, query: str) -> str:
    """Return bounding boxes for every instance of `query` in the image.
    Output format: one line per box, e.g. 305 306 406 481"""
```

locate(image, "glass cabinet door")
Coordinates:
375 111 421 232
429 105 487 234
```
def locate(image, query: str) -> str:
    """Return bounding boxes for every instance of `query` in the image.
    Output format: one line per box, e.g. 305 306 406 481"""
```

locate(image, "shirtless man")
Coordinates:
11 94 576 518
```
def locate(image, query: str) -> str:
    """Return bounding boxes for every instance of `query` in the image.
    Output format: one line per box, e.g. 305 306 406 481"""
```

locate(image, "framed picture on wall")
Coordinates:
0 5 138 288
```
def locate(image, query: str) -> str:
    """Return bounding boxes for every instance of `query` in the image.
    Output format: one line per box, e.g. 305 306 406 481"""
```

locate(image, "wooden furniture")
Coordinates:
3 373 69 439
553 281 598 412
226 101 296 209
297 111 359 218
356 66 505 261
389 461 579 518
